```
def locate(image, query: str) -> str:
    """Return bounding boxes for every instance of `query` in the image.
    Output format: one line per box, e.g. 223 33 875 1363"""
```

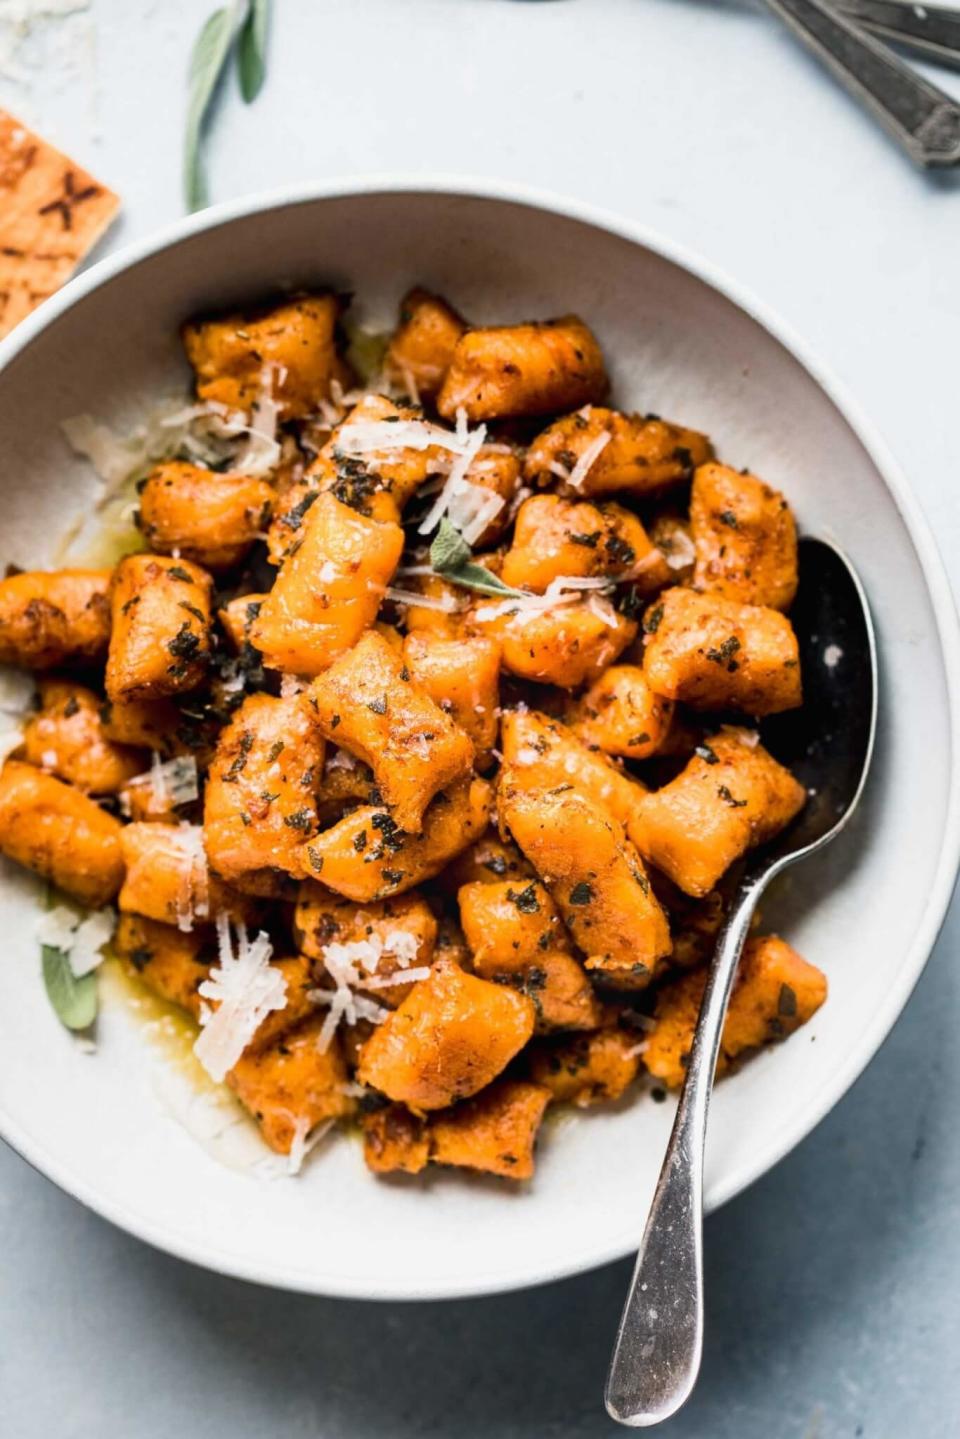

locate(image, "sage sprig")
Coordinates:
238 0 270 103
42 944 97 1032
429 518 526 599
184 0 272 213
184 7 235 213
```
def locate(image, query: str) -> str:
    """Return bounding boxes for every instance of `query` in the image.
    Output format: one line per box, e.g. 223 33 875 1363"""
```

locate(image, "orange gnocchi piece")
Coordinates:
303 630 475 833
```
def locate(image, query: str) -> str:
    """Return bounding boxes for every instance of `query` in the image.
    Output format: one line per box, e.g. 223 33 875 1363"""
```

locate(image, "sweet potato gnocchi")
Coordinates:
0 287 827 1185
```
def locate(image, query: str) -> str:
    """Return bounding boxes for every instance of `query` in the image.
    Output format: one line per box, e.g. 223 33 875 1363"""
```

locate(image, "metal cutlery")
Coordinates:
605 537 878 1427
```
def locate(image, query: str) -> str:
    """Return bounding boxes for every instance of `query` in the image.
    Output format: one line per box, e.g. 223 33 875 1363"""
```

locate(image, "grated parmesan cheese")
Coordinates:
383 929 420 967
61 413 141 495
69 907 117 977
61 391 277 521
194 917 287 1083
229 365 282 477
447 482 505 545
566 430 611 491
363 965 431 990
474 574 614 624
662 528 696 571
308 927 429 1051
385 586 459 613
395 362 420 407
169 824 209 932
335 415 461 457
506 484 532 523
35 904 82 951
311 985 390 1054
125 753 199 812
35 903 116 976
416 409 489 536
285 1115 334 1176
280 674 308 699
218 659 246 695
586 591 622 629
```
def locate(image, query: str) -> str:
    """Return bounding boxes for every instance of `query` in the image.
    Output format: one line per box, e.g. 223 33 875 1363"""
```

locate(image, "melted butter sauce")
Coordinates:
55 494 146 569
100 958 294 1177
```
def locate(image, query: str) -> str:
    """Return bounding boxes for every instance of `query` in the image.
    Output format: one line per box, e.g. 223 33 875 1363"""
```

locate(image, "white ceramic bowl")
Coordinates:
0 179 957 1301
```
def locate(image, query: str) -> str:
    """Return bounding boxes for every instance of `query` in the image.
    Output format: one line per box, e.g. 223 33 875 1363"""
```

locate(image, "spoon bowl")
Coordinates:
761 537 877 860
605 537 877 1428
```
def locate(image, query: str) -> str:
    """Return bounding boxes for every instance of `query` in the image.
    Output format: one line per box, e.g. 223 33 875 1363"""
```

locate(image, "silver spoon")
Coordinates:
605 537 877 1428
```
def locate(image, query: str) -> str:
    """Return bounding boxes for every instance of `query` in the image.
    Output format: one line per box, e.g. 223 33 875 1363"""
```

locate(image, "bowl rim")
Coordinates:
1 173 958 1302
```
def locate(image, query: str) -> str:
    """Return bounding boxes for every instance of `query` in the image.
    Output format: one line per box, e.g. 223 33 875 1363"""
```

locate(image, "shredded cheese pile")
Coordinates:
333 406 498 542
310 929 430 1052
194 917 287 1082
417 409 490 539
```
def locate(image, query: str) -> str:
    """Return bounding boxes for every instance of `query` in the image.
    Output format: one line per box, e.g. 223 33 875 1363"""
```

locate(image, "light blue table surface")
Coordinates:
2 1 959 1434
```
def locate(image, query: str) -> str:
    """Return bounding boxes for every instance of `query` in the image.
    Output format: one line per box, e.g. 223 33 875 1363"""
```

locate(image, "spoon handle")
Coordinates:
605 873 768 1427
761 0 960 165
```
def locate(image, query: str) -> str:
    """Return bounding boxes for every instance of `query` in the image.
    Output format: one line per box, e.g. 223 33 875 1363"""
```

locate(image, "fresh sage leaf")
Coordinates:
184 6 237 213
441 560 524 599
430 517 472 572
429 518 526 599
237 0 269 103
42 944 97 1032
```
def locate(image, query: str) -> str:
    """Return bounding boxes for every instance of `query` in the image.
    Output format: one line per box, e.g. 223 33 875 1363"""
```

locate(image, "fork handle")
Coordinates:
835 0 960 69
605 872 767 1427
761 0 960 165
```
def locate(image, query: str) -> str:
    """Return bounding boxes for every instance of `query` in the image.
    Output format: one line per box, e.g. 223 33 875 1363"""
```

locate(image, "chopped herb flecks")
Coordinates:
283 808 314 832
508 882 540 914
644 604 664 635
717 785 747 808
705 636 741 670
778 983 797 1017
